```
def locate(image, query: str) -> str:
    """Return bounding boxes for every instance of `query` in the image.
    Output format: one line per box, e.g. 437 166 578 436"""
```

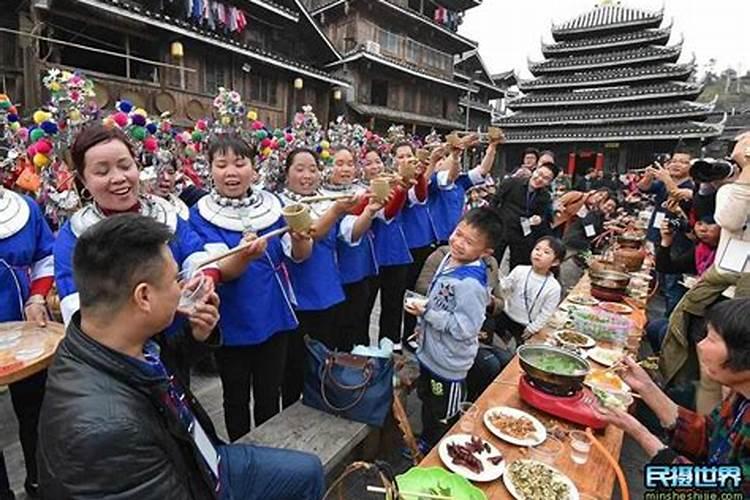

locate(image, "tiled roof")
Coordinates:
542 25 671 55
498 120 724 144
530 43 681 75
552 4 663 37
508 82 703 108
518 62 694 90
250 0 299 21
497 100 715 127
77 0 348 85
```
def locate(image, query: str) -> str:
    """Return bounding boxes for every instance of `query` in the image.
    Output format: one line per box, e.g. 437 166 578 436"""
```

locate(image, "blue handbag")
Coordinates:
302 336 394 427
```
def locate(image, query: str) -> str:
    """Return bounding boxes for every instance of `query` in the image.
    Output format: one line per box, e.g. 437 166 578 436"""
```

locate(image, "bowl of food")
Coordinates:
518 345 590 395
553 330 596 349
593 387 634 412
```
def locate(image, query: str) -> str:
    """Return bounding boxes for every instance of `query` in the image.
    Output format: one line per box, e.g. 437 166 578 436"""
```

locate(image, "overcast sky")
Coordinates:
460 0 750 79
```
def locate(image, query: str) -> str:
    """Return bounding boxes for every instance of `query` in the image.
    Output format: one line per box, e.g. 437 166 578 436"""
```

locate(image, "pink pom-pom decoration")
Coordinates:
143 137 158 152
112 112 129 128
196 119 208 131
260 138 272 149
35 140 53 155
251 121 264 131
16 127 29 140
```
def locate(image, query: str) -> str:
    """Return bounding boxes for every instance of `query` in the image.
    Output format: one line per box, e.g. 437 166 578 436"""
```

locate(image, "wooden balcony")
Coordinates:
333 19 454 78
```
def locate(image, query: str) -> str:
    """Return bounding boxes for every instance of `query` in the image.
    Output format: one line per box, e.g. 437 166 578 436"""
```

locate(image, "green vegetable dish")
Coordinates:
507 460 572 500
527 352 586 376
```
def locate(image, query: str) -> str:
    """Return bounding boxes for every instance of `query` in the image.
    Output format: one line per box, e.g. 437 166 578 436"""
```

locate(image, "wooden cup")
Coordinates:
281 203 313 233
370 177 391 203
488 126 503 142
398 159 417 182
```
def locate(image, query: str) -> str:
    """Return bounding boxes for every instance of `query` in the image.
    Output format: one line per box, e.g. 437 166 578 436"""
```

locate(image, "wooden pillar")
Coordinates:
19 11 41 111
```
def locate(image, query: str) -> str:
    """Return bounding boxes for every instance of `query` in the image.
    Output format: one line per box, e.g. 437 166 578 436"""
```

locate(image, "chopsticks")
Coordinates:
366 485 454 500
603 355 658 374
195 226 290 269
298 193 355 204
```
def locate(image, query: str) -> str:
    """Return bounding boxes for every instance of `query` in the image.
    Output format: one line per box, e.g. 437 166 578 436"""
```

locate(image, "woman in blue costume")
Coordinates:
53 124 224 387
362 147 412 345
428 137 499 245
278 147 381 406
0 186 55 498
190 135 313 440
319 146 383 349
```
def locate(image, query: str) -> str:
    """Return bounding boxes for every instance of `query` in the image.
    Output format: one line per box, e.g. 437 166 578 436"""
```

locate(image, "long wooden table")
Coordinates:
418 275 647 499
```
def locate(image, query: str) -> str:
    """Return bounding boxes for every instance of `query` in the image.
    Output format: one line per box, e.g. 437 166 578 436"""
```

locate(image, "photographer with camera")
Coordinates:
638 148 695 314
647 214 720 353
660 131 750 415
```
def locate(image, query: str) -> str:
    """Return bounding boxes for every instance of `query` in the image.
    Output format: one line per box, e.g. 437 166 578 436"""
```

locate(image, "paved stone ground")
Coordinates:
1 294 663 498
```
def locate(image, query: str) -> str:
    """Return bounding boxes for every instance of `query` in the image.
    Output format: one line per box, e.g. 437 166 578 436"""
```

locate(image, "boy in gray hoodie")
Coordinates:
405 207 502 448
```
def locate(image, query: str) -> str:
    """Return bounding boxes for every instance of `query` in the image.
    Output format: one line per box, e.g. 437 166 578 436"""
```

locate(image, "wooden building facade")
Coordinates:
304 0 502 134
1 0 349 127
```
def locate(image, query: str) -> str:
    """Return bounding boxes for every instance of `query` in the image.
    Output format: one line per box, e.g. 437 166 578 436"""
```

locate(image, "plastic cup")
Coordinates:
569 430 592 465
178 270 207 313
458 402 478 433
530 436 563 465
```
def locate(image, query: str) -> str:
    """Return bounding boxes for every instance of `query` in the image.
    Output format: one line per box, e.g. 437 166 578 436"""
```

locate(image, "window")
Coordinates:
371 79 388 106
204 56 227 95
247 73 278 106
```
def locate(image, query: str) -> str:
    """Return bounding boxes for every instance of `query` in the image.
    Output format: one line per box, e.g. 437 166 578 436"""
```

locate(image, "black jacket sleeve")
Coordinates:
655 244 697 275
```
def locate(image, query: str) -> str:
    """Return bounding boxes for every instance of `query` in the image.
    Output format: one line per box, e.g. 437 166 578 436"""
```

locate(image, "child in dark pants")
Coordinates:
405 208 503 449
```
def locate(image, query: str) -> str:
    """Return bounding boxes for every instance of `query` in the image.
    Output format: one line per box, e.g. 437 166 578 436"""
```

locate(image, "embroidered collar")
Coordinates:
70 195 178 237
0 189 30 239
197 188 281 233
209 190 258 208
321 182 351 192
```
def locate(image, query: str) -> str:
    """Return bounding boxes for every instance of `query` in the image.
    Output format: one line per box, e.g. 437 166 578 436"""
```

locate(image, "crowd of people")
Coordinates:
1 69 749 498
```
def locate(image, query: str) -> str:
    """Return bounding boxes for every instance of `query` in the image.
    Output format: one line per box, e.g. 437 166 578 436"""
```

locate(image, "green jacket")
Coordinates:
660 268 750 384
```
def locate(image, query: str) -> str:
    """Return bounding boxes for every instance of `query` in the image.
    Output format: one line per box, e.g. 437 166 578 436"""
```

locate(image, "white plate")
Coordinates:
566 295 599 307
437 433 505 482
0 329 22 350
15 346 45 362
585 370 631 394
484 406 547 447
503 459 580 500
588 346 625 368
553 330 596 349
597 302 634 315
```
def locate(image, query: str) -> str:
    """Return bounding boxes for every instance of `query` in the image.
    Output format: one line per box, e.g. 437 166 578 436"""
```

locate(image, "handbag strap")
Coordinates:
320 357 374 412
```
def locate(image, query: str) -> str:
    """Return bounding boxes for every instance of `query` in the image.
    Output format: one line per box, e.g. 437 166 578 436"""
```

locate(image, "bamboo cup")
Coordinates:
281 203 313 233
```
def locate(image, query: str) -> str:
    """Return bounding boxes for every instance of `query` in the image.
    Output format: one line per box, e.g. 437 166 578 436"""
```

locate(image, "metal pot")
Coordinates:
589 269 631 290
617 232 645 249
614 246 645 272
589 258 627 274
590 284 627 302
518 345 590 396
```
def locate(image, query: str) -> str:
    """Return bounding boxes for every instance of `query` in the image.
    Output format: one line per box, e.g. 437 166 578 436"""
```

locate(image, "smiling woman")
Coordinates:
52 123 219 387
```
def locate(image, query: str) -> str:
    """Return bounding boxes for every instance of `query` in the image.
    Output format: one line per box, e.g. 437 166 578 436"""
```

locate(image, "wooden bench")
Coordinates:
238 401 375 476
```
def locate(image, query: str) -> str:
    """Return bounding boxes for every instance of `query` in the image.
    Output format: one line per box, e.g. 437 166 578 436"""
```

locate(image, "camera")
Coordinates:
666 214 689 233
690 157 738 183
653 153 671 166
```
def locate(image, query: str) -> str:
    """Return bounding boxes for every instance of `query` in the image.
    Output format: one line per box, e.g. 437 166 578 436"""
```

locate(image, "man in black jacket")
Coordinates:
491 162 558 268
37 214 324 499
